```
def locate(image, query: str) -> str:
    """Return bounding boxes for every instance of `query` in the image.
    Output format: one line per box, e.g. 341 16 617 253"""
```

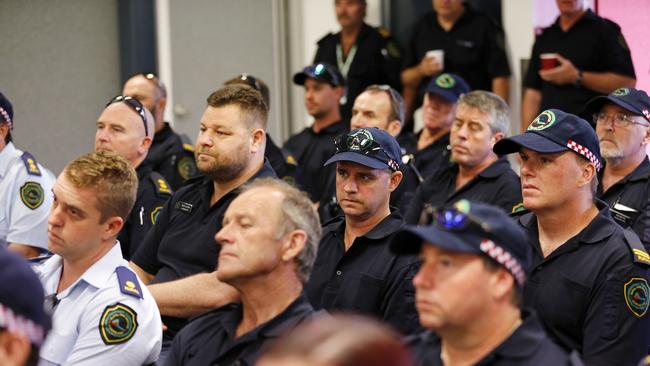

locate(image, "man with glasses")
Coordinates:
123 73 197 190
585 88 650 251
494 109 650 365
285 63 349 208
304 127 421 334
393 200 580 365
404 90 521 224
95 95 172 259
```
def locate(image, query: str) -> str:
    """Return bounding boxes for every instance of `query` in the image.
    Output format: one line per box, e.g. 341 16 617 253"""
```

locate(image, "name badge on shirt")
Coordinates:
175 201 193 214
611 201 639 226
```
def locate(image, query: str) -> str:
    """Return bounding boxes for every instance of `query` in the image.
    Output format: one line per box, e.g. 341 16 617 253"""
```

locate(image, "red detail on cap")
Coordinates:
0 107 11 129
567 139 602 171
479 239 525 286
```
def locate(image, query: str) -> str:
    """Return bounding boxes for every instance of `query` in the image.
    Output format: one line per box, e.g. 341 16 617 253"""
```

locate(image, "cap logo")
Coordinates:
348 129 374 151
528 110 556 131
567 139 602 171
453 199 471 214
613 88 630 96
479 239 525 286
435 73 456 89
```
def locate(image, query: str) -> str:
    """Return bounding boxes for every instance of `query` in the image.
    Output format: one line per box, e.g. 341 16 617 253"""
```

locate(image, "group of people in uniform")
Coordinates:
1 0 649 366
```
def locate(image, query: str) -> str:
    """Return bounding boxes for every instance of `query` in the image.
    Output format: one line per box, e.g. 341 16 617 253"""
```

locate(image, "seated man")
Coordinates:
393 200 580 365
165 178 320 366
585 87 650 251
305 127 421 334
405 90 521 224
36 151 161 365
0 92 55 259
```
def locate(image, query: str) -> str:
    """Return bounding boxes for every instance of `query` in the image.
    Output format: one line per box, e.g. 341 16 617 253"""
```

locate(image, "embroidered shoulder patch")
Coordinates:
99 303 138 345
624 277 649 317
20 182 44 210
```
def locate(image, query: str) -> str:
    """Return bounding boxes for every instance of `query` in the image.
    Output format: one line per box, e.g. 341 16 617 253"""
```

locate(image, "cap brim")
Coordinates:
390 225 482 255
292 72 309 86
493 132 568 155
324 152 389 170
585 95 644 121
426 89 457 103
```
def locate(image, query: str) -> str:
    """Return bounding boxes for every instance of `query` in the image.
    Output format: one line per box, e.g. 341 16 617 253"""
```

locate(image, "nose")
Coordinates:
215 224 232 247
412 265 432 289
96 127 109 143
343 176 358 193
197 131 213 148
48 205 63 227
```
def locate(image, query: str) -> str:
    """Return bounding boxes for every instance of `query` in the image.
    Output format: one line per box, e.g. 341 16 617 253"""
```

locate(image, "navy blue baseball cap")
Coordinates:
390 200 532 287
324 128 402 171
585 87 650 123
293 63 345 88
0 92 14 129
493 109 602 171
425 73 470 103
0 247 50 346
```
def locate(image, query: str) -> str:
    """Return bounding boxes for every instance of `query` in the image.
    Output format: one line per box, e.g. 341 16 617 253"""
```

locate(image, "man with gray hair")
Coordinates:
404 90 521 224
165 178 320 366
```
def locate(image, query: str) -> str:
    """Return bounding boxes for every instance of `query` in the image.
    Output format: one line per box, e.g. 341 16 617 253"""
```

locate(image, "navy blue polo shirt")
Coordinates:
406 311 581 366
404 158 521 224
598 157 650 252
398 131 453 179
131 160 276 336
519 202 650 366
165 294 315 366
304 210 421 334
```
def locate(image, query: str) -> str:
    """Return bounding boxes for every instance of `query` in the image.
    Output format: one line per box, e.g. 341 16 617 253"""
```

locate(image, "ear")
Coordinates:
157 97 167 114
0 330 33 366
489 267 515 302
102 216 124 241
250 128 266 154
642 126 650 146
140 136 153 153
577 160 597 189
388 170 403 192
386 120 402 137
0 123 8 142
334 86 345 100
281 230 308 262
491 131 505 146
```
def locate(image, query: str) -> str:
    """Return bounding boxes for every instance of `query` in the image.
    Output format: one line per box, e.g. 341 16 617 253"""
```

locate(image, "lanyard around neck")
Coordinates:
336 43 358 79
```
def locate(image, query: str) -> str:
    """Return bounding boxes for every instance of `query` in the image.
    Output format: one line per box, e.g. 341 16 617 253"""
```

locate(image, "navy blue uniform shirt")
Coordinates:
398 131 453 179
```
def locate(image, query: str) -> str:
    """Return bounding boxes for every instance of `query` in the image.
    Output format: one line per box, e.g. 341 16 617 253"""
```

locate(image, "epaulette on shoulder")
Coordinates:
317 32 335 44
149 172 173 196
20 152 42 176
115 266 143 299
377 26 391 38
623 229 650 266
182 143 194 153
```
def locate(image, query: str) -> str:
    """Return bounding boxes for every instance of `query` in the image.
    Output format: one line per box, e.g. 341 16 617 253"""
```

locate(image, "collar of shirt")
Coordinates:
153 122 174 144
599 157 650 190
0 142 19 179
136 163 153 182
551 8 598 31
475 157 512 179
431 3 477 32
477 310 549 362
330 210 404 242
336 22 373 43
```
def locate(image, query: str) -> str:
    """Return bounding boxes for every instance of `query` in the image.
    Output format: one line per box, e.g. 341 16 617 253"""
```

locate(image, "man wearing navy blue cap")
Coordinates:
494 109 650 365
304 127 421 334
399 73 470 178
285 63 349 209
585 87 650 251
394 200 580 365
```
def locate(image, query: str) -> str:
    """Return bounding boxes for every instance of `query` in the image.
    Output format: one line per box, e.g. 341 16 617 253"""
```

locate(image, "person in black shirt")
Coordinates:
405 91 521 224
521 0 635 131
123 73 197 190
313 0 402 122
398 72 470 179
393 200 581 366
494 108 650 366
305 127 420 334
284 63 349 205
165 179 320 366
95 95 172 259
128 85 276 363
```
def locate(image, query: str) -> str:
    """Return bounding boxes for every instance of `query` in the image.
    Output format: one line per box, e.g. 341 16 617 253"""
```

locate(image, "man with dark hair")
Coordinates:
314 0 403 122
123 73 197 189
129 84 276 361
0 92 55 259
394 200 581 365
494 109 650 365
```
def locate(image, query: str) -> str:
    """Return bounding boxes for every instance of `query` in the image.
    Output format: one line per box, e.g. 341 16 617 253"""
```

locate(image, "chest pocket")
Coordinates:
40 333 77 364
346 272 386 312
534 271 590 337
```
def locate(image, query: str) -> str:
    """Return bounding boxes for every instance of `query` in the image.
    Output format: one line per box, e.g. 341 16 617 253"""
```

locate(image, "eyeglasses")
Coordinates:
307 63 342 87
141 73 167 97
418 203 492 233
334 130 399 171
106 95 149 136
236 73 262 93
594 112 649 128
366 84 405 123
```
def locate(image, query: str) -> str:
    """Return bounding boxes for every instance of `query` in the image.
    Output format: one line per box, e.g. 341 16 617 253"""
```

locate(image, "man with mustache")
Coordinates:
404 90 521 225
129 84 276 362
584 88 650 251
304 127 421 334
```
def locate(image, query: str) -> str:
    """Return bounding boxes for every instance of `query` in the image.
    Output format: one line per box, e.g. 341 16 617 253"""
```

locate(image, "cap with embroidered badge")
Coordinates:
425 73 470 103
493 109 602 171
324 127 402 171
0 92 14 130
293 63 345 88
585 87 650 123
390 200 532 287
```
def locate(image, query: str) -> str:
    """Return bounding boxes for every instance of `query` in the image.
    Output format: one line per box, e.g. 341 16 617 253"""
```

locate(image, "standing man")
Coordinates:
165 179 320 366
37 151 162 365
305 127 421 334
285 63 348 205
123 73 197 189
393 200 580 365
314 0 402 122
494 109 650 365
95 95 172 259
521 0 635 131
586 87 650 250
398 72 470 178
0 92 55 259
404 91 520 224
129 84 276 360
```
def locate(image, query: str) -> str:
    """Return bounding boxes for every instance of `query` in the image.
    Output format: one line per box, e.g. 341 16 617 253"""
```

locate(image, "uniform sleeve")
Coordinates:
380 259 422 334
596 20 635 78
5 167 54 250
523 36 543 90
131 195 175 275
163 328 185 366
483 22 511 78
632 195 650 251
